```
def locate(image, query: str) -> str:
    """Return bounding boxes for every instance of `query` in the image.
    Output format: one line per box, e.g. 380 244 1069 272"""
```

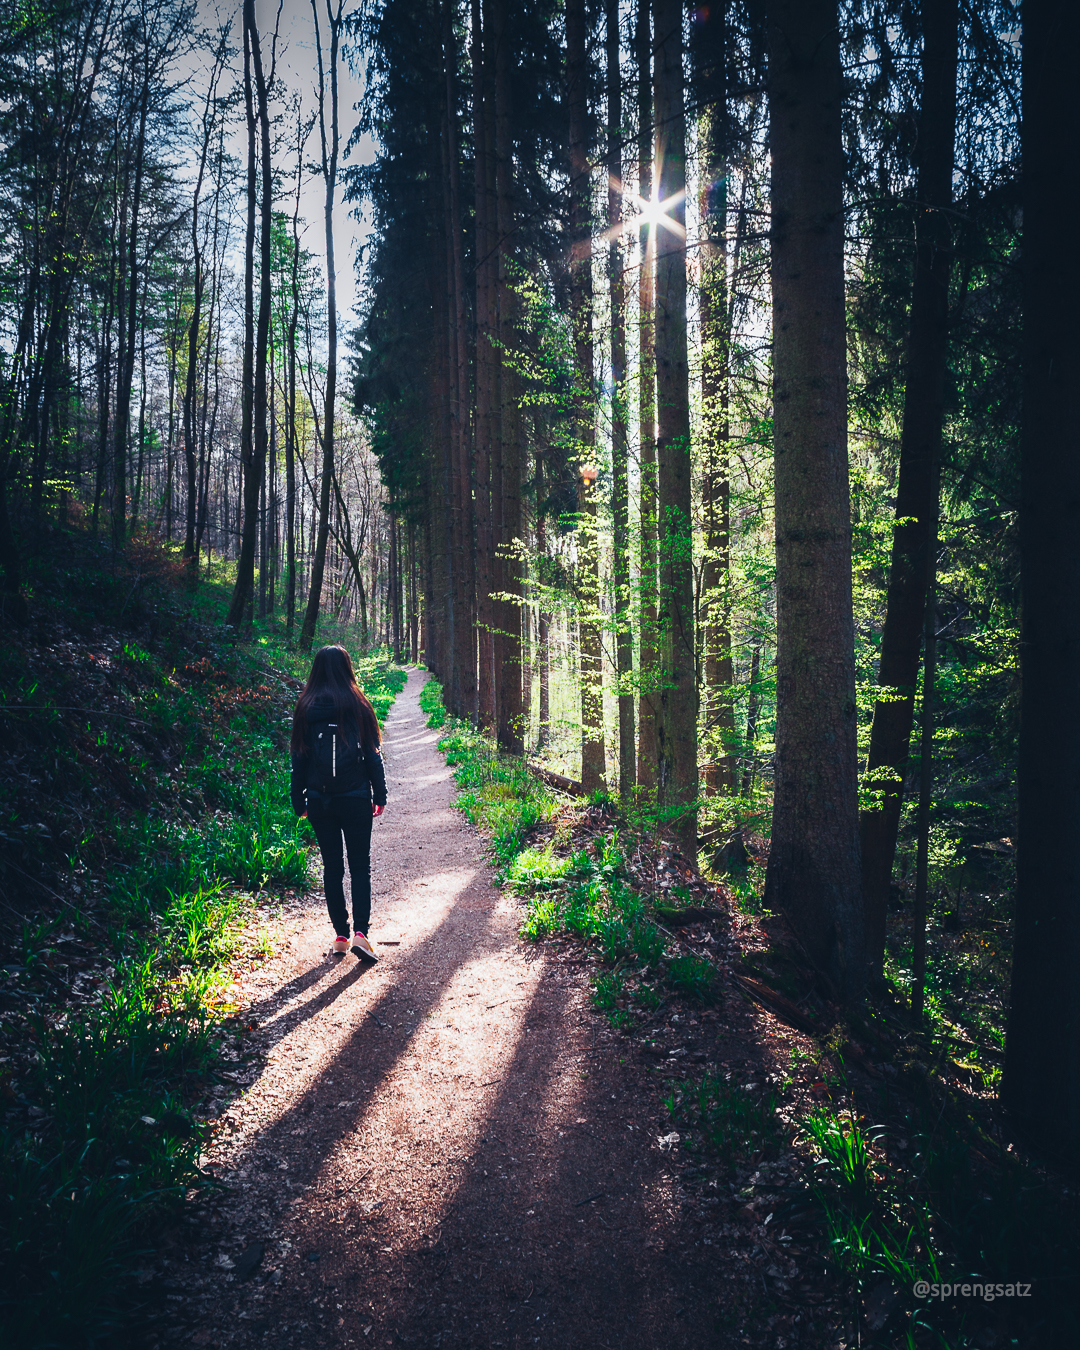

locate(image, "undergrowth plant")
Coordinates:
0 876 256 1344
666 954 718 1003
516 841 729 1012
438 719 561 863
665 1072 785 1161
419 676 446 728
421 674 722 1019
0 544 407 1347
794 1092 1080 1346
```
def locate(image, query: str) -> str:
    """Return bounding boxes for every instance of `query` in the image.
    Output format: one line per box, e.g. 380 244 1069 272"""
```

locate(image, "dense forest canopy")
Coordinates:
1 0 1076 1165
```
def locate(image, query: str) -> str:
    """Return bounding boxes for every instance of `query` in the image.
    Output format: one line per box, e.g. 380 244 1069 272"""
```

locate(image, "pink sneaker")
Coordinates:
332 936 349 957
350 931 378 962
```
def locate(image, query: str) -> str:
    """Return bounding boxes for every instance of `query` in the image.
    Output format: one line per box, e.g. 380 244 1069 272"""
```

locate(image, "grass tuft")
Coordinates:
667 1072 785 1159
666 954 718 1003
419 676 446 728
438 718 560 863
0 542 408 1347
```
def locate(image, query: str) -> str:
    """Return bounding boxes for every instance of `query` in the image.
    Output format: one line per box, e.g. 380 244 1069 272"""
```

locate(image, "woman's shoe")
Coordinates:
351 931 378 962
332 936 349 957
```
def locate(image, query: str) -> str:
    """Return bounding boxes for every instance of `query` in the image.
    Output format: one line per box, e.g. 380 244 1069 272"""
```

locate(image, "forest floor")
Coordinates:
3 534 1070 1350
152 669 787 1350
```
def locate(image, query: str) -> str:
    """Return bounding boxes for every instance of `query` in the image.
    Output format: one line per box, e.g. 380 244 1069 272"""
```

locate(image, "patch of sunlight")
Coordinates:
311 951 601 1250
316 951 543 1168
245 868 481 1135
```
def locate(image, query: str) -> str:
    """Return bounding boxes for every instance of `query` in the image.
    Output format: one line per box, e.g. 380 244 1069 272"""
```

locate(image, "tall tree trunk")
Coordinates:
161 283 181 539
743 643 761 795
113 50 151 549
300 0 344 652
697 11 735 796
436 218 458 705
472 0 497 730
535 451 551 750
608 0 634 796
111 154 131 544
859 0 958 976
423 504 436 669
636 0 658 789
409 521 419 662
258 434 269 620
182 248 202 560
91 276 114 536
225 9 260 629
195 158 223 567
432 194 455 691
251 13 274 630
762 0 862 998
484 0 501 710
286 125 303 638
569 0 605 790
444 0 476 718
493 0 524 754
268 318 278 616
0 237 42 608
455 128 476 712
653 0 696 855
1003 0 1080 1159
388 508 399 660
183 60 221 562
910 497 938 1023
0 471 25 619
133 294 148 527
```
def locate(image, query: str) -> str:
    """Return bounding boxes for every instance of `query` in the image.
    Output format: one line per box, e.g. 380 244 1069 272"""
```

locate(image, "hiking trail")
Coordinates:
162 669 726 1349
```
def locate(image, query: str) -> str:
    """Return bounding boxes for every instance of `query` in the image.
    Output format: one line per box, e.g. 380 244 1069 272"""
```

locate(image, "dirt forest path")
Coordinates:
163 670 727 1350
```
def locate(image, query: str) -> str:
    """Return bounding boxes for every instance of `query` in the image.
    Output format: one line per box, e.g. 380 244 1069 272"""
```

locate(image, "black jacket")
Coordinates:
290 696 387 814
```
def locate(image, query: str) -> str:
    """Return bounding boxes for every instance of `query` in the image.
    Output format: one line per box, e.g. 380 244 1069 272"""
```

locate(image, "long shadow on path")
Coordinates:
164 670 731 1350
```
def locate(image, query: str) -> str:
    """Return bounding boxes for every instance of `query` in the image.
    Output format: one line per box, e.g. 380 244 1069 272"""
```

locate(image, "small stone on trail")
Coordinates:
233 1242 265 1282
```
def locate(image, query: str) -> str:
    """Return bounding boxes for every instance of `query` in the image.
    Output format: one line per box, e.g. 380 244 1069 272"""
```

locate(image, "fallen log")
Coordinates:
732 973 822 1036
528 763 585 796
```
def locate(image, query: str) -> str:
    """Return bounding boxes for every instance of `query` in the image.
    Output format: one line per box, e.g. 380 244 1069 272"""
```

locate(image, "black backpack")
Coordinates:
306 716 367 796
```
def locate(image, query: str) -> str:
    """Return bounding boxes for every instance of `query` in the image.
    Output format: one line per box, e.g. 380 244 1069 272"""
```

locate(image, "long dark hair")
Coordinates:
290 645 381 755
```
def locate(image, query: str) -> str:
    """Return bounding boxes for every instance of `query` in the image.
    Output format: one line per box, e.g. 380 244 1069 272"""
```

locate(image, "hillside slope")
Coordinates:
0 526 404 1347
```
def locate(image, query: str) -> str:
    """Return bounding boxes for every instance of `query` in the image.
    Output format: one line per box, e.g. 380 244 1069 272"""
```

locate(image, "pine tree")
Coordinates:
1003 0 1080 1158
568 0 605 791
860 0 959 976
653 0 697 855
762 0 863 997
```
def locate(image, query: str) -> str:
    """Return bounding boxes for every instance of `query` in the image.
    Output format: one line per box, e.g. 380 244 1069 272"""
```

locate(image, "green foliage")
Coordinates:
803 1107 925 1311
669 1073 784 1160
0 534 410 1347
511 828 728 1010
354 656 408 723
804 1109 881 1222
794 1094 1078 1345
197 761 312 891
0 877 251 1346
419 676 446 728
505 844 572 891
628 918 668 966
666 954 718 1004
106 762 312 920
590 969 624 1011
439 720 560 863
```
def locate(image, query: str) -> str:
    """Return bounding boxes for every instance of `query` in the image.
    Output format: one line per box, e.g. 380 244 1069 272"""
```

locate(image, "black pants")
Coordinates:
308 794 374 937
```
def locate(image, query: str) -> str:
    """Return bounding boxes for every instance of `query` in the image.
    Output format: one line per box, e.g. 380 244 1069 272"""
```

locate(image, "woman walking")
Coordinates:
290 645 387 961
